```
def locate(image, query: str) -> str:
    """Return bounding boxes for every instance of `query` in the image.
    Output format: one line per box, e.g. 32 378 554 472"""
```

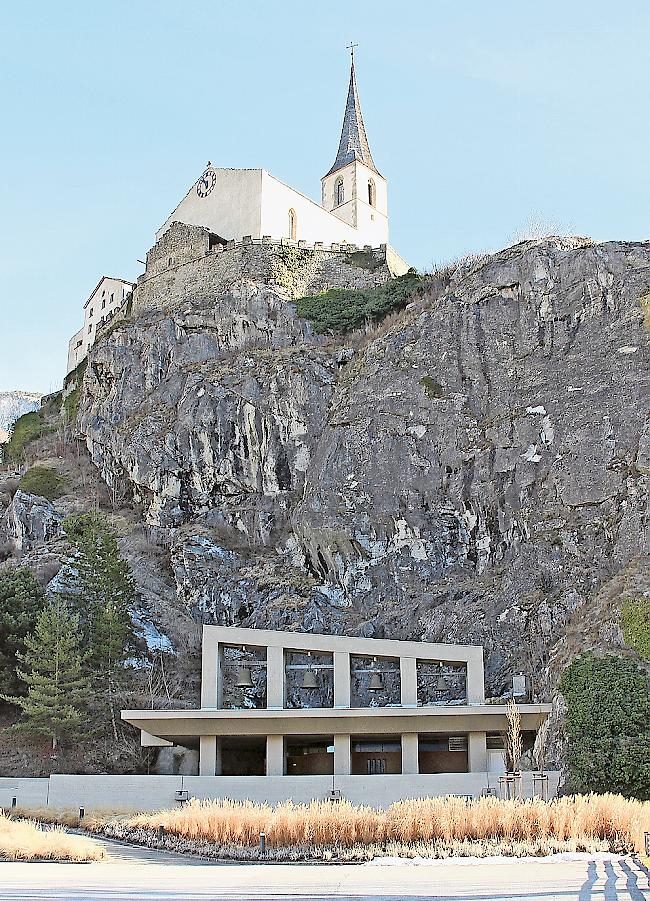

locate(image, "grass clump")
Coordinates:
0 811 103 861
296 270 423 335
420 376 444 399
81 793 649 857
18 466 67 500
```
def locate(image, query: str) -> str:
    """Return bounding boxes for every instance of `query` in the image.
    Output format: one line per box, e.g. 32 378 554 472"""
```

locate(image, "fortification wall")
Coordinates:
132 221 410 315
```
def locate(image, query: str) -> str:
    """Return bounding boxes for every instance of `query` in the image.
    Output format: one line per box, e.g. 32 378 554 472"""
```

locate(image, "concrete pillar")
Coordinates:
468 731 488 772
400 656 418 706
334 651 351 708
266 735 285 775
466 648 485 704
200 632 218 708
266 645 285 709
199 735 217 776
215 644 224 709
334 734 351 775
401 733 419 774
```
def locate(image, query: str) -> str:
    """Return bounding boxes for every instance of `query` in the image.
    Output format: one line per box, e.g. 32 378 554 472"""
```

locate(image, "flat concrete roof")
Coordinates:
122 703 551 746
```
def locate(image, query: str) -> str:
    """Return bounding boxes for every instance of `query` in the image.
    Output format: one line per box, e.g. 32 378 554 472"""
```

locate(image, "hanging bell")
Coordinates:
368 671 385 692
235 665 254 688
436 674 448 691
301 667 319 690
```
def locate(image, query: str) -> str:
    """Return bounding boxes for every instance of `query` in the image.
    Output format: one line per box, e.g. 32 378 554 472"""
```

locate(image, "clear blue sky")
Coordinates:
2 0 649 393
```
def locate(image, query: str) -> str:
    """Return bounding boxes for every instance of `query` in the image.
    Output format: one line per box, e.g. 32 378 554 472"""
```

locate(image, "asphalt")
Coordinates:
2 839 650 901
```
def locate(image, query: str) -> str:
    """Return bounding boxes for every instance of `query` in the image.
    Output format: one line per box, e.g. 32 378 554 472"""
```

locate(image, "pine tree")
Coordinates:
63 513 138 740
2 597 91 752
0 567 44 694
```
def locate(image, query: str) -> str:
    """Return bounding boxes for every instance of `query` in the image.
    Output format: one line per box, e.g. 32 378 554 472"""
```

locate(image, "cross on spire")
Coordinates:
346 42 358 63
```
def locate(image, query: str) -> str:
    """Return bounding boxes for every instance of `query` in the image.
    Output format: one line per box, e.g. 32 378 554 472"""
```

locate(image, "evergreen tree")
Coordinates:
63 513 138 739
0 567 44 695
2 597 91 751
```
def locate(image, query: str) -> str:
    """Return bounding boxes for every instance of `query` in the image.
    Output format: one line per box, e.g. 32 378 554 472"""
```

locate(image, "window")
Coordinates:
89 308 93 317
335 178 344 206
101 299 106 309
367 758 386 775
110 292 114 304
87 324 92 334
368 178 376 207
288 208 297 241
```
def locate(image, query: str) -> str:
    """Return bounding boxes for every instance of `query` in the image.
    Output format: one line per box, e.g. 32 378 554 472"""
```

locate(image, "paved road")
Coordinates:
0 840 648 901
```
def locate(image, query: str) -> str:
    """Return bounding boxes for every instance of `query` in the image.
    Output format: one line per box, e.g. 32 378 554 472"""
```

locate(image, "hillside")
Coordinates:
1 235 648 774
0 392 41 444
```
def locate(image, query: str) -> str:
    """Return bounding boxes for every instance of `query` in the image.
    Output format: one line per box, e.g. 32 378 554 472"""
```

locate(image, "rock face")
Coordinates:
4 490 63 553
76 236 650 760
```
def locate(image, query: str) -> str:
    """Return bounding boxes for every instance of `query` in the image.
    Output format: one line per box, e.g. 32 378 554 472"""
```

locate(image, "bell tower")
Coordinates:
321 48 389 246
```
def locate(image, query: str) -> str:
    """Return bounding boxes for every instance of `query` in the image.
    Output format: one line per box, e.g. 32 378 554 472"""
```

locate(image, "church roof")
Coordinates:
325 57 380 177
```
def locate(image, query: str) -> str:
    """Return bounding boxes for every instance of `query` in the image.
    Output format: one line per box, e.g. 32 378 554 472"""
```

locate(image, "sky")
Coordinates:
1 0 650 393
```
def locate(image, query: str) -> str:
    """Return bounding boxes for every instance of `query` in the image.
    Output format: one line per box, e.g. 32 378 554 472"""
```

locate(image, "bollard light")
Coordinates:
259 831 266 854
11 797 16 808
158 825 165 843
79 807 85 821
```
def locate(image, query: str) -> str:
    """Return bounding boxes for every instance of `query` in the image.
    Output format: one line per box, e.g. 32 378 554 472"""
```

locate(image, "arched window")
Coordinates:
368 178 376 207
288 208 297 241
335 178 344 206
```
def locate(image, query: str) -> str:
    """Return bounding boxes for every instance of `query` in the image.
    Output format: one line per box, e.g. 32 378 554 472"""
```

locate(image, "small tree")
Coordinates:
503 698 522 773
0 567 44 695
2 597 91 752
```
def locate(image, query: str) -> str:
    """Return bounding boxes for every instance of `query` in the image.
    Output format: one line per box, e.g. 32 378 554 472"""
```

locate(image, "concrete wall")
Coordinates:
0 772 561 814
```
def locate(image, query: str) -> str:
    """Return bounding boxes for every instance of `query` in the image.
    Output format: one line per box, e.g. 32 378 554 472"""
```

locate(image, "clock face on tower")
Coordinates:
196 169 216 198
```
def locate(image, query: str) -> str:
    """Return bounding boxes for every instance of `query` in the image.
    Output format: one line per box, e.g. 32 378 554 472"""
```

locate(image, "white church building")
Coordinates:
156 54 390 249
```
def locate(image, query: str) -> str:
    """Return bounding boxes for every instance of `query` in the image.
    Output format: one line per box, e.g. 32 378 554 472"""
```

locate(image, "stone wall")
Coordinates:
132 222 408 314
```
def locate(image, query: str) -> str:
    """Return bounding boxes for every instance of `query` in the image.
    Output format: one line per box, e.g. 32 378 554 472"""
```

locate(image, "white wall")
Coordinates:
321 161 388 246
260 172 380 247
156 169 263 241
0 772 561 814
66 277 133 377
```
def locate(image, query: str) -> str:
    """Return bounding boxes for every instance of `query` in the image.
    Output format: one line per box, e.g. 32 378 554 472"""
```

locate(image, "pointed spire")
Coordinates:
326 48 379 177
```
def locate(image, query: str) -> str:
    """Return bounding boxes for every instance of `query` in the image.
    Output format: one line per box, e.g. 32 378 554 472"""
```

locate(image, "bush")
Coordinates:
620 595 650 661
295 271 423 335
18 466 67 500
559 654 650 800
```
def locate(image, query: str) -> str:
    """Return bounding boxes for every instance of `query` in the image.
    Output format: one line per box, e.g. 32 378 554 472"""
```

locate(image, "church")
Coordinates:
156 53 390 249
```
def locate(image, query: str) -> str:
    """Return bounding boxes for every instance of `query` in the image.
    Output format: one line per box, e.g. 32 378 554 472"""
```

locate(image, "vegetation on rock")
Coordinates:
0 568 44 695
1 410 53 465
559 654 650 800
295 270 423 334
18 466 67 500
620 594 650 661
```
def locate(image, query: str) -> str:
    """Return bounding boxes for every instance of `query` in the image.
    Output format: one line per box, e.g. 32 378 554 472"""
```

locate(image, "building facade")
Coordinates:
66 276 134 375
155 56 392 250
123 626 553 802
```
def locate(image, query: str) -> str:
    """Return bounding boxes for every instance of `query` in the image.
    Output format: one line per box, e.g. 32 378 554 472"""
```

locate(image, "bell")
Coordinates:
368 671 385 692
301 667 319 690
235 665 254 689
436 675 448 691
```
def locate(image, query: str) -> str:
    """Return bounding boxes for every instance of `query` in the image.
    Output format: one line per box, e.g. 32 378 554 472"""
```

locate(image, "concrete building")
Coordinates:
122 626 553 804
155 55 392 250
66 276 134 375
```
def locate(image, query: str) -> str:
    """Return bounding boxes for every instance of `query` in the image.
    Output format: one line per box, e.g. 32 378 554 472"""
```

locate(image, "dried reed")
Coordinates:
0 810 103 861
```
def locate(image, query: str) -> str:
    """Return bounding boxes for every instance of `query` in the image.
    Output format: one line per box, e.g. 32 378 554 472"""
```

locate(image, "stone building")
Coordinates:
155 55 391 250
66 275 134 374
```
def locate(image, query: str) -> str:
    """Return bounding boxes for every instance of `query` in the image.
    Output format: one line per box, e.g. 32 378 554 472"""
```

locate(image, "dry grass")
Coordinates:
112 793 649 855
0 811 103 861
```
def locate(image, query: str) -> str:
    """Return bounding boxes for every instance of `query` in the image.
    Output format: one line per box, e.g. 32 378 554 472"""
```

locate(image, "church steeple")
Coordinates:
325 48 379 177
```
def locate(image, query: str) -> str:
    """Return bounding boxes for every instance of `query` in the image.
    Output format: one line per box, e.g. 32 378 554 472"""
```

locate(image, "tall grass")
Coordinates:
0 811 103 861
120 794 648 854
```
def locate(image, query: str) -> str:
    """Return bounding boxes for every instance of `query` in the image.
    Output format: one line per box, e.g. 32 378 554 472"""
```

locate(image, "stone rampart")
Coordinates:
132 221 410 315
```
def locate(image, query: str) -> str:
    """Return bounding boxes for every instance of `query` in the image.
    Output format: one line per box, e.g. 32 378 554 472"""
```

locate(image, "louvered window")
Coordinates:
448 736 468 752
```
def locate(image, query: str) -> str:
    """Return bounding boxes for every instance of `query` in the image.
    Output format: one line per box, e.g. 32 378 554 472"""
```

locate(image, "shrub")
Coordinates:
559 654 650 800
18 466 67 501
295 271 423 335
620 594 650 661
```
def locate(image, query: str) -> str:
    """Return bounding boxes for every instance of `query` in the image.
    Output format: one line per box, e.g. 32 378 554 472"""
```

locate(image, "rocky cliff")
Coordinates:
67 234 649 759
0 391 41 444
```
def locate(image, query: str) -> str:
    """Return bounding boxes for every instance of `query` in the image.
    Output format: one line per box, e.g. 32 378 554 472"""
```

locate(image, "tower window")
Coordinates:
368 178 376 207
288 208 297 241
335 178 344 206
